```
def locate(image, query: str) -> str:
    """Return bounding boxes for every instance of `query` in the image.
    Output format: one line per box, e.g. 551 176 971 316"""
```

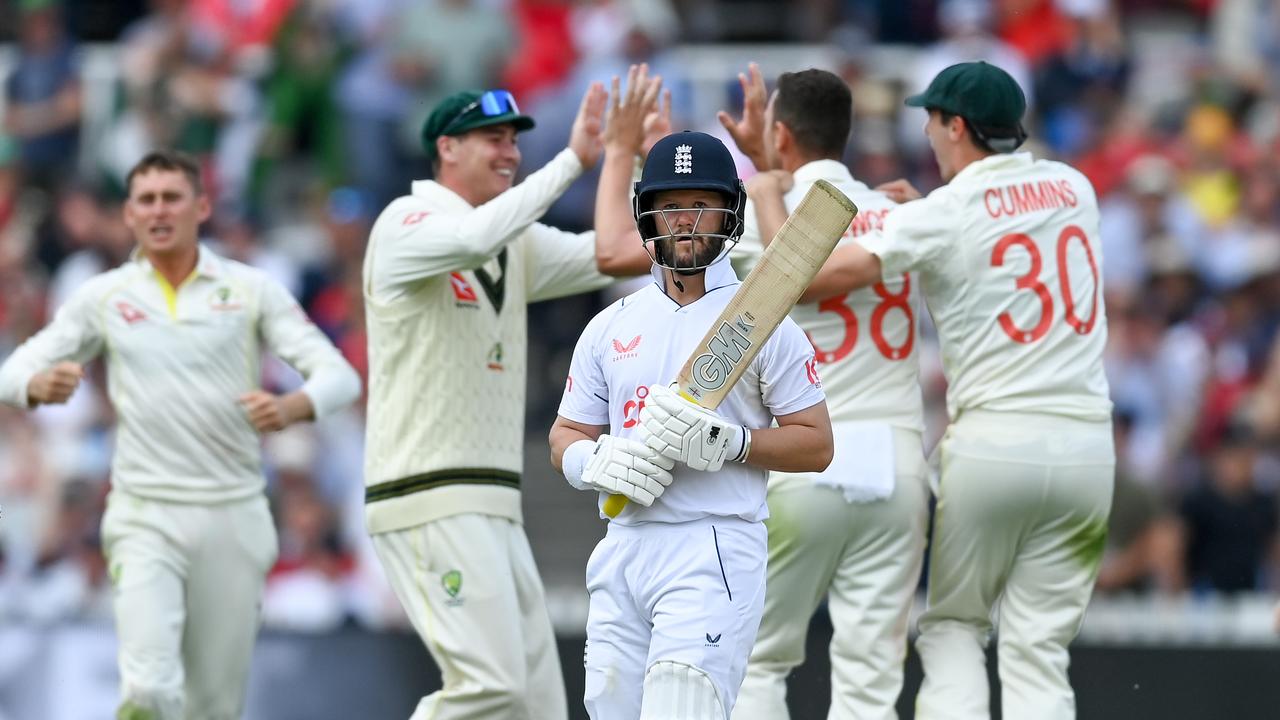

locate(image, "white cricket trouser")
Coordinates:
371 513 567 720
584 517 767 720
915 410 1113 720
734 427 929 720
101 488 277 720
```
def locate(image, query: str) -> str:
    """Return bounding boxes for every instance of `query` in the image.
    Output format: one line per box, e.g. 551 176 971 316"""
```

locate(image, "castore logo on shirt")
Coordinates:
611 335 641 361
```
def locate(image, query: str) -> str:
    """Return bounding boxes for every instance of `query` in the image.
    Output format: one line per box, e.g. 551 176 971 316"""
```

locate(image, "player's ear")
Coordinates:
437 136 458 166
774 120 792 155
946 115 968 143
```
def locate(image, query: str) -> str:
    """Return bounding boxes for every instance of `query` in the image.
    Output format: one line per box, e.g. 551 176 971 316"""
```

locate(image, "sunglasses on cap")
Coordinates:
440 90 521 136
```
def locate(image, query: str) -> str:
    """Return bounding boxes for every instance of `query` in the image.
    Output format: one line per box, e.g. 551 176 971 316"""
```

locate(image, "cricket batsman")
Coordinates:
549 130 834 719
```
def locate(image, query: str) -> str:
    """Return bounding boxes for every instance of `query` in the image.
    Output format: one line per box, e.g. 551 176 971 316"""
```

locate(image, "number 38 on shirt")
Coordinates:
991 223 1099 344
807 274 915 364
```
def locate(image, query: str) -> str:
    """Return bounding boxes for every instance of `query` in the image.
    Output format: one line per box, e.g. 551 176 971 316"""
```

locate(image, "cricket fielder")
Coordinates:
549 131 834 720
722 67 928 720
805 61 1113 720
0 150 362 719
362 72 657 719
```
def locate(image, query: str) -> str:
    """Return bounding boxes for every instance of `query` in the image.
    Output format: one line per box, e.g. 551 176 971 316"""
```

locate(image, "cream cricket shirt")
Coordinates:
0 245 361 503
557 260 826 524
363 149 612 534
861 152 1111 422
732 160 924 433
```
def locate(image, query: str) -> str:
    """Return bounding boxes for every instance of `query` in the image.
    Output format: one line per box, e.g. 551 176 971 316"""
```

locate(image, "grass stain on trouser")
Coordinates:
1066 518 1108 570
117 701 156 720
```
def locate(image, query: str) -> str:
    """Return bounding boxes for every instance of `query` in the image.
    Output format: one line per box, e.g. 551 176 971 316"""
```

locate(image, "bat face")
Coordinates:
673 179 858 411
686 311 757 400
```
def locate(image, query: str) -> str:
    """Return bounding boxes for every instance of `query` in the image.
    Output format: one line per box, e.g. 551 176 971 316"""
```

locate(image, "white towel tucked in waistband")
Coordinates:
812 421 895 503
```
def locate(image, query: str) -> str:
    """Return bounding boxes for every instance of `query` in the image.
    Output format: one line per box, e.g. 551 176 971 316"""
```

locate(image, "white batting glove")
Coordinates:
638 384 750 472
562 435 676 507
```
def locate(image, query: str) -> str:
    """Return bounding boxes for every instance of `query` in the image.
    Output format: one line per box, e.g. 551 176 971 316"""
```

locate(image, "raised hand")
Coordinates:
26 361 83 406
642 88 672 157
604 64 663 158
746 169 794 197
716 62 770 170
569 81 609 168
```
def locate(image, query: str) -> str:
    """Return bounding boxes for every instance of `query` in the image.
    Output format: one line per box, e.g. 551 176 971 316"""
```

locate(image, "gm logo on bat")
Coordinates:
690 312 756 394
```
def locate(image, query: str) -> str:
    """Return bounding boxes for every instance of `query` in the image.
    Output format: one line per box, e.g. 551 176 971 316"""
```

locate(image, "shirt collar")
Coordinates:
950 152 1033 186
648 252 740 293
792 159 869 194
410 179 475 210
130 243 223 280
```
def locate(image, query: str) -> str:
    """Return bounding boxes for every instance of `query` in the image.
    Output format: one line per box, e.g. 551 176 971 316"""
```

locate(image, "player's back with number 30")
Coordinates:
830 61 1113 720
888 148 1110 422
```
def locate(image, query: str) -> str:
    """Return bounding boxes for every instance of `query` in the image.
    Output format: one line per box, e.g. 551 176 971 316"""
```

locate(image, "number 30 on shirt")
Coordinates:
807 274 915 364
991 224 1099 344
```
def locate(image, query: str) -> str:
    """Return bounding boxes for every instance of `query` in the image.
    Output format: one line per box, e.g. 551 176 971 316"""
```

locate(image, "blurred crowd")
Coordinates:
1 0 1279 632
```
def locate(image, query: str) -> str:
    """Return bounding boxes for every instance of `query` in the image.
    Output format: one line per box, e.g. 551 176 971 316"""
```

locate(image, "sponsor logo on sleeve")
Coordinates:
805 356 821 387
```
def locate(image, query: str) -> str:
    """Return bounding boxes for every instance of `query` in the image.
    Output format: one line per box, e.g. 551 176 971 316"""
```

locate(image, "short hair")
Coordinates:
125 150 203 197
937 110 1024 154
773 70 853 159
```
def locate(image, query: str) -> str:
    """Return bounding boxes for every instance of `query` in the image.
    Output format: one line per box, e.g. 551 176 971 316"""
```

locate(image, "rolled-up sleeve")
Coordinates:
257 279 361 419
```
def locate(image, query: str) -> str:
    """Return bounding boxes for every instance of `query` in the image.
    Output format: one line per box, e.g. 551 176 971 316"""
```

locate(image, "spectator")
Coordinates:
1181 420 1279 594
391 0 515 160
1095 409 1187 593
4 0 82 193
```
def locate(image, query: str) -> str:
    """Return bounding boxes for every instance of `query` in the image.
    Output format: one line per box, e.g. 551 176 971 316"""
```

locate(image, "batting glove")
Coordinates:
562 435 676 507
639 384 750 472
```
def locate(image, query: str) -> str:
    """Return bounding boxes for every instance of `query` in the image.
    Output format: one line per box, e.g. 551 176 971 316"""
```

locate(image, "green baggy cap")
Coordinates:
904 61 1026 128
421 90 535 159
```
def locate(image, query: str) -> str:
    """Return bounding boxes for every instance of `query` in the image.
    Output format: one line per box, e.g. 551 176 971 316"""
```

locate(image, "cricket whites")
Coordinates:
604 179 858 517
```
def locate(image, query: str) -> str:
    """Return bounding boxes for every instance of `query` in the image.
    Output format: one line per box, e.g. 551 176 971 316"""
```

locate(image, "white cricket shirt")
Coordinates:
733 160 924 432
0 245 361 503
861 152 1111 422
558 259 826 525
363 149 613 534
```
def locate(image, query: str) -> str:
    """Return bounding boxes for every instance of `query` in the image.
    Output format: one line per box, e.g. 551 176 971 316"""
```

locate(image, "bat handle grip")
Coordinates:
603 493 628 518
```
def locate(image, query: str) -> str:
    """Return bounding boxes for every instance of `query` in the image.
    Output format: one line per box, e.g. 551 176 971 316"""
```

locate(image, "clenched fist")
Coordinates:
27 362 83 407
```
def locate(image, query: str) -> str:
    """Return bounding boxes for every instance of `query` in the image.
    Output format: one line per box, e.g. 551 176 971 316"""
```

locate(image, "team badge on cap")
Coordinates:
674 144 693 174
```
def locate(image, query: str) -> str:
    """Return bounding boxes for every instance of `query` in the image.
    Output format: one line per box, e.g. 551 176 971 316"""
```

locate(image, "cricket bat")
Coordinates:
604 179 858 518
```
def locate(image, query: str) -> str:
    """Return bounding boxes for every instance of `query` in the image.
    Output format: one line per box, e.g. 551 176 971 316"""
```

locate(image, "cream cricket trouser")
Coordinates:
371 513 568 720
915 410 1114 720
584 517 768 720
101 487 277 720
733 427 929 720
